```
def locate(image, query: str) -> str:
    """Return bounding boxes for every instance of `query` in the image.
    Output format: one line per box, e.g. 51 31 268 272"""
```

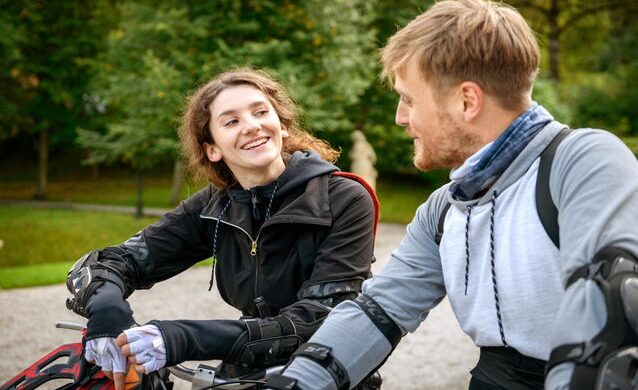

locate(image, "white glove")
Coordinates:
85 337 127 373
123 324 167 373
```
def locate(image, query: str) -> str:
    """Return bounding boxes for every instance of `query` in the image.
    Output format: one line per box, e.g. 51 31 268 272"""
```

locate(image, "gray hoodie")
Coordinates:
282 122 638 389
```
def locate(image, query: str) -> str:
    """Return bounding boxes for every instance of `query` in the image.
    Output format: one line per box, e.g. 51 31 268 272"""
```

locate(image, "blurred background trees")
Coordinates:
1 0 637 205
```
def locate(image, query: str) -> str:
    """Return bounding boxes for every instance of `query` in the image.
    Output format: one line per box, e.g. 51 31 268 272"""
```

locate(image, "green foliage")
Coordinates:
532 79 572 124
0 1 100 144
1 0 637 188
77 3 205 170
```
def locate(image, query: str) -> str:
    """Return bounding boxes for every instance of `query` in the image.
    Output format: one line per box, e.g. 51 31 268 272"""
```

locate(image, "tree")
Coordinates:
508 0 638 81
79 0 380 212
78 3 207 216
0 1 101 198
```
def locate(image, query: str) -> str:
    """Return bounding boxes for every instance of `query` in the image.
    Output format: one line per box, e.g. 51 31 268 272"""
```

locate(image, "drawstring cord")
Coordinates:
464 205 473 295
208 182 279 292
489 189 507 347
264 182 278 220
209 198 231 291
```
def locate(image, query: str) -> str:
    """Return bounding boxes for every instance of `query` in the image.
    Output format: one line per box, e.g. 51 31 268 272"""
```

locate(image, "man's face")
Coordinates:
393 61 480 171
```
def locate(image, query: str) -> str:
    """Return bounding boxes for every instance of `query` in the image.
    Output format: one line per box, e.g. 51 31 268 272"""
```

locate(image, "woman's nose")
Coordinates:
242 116 260 133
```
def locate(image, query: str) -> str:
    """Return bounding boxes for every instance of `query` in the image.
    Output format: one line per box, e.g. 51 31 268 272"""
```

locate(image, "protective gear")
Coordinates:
353 295 403 350
85 337 127 373
225 315 307 367
66 250 128 317
548 247 638 389
124 325 167 374
85 282 134 340
290 342 350 390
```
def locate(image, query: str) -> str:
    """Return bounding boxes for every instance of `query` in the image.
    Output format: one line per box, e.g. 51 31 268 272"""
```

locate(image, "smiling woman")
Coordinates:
61 68 379 389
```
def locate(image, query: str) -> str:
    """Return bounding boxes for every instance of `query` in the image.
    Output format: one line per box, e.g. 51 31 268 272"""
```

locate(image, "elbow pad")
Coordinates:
548 247 638 390
354 294 403 351
65 249 129 317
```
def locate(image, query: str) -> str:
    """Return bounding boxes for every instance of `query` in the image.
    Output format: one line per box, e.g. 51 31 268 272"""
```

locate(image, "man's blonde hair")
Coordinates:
381 0 539 111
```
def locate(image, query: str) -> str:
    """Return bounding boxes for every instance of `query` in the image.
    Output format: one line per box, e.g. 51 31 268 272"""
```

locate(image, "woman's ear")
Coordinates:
281 124 289 138
204 143 223 162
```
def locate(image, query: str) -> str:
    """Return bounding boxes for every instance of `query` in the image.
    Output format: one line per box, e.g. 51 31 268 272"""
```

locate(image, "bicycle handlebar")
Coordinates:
54 322 283 389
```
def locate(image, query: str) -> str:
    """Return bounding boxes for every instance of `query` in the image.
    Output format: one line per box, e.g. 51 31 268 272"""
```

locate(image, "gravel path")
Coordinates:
0 223 478 389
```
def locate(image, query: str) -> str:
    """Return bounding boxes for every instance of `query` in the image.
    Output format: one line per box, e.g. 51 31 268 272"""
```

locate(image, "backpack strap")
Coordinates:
297 171 380 271
332 171 380 240
535 127 572 248
435 201 452 245
434 127 572 247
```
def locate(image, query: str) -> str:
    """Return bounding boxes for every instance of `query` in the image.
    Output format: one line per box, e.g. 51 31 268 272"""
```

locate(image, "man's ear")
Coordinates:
204 143 223 162
459 81 483 122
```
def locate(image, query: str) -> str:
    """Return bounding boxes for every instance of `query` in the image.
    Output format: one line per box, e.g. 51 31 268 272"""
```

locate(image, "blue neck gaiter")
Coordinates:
449 102 554 201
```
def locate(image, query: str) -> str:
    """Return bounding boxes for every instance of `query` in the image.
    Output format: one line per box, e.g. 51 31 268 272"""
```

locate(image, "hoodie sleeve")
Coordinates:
545 129 638 389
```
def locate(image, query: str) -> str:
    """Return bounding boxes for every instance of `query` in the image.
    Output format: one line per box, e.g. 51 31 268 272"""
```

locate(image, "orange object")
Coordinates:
124 367 142 390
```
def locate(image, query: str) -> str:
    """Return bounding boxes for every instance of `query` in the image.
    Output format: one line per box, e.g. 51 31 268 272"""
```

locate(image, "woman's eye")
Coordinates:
255 109 268 116
224 119 238 127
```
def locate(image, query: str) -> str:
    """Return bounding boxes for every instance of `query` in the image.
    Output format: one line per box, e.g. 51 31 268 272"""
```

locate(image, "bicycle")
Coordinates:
0 321 284 390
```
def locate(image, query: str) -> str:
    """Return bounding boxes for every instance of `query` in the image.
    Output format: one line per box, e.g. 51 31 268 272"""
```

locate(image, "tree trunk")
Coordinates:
169 159 183 206
34 128 49 200
135 169 144 218
548 0 561 81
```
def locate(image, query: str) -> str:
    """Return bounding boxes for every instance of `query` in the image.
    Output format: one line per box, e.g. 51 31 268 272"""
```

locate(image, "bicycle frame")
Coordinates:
1 322 283 390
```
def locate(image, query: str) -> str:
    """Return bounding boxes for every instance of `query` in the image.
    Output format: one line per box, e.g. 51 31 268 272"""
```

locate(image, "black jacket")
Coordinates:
92 151 375 365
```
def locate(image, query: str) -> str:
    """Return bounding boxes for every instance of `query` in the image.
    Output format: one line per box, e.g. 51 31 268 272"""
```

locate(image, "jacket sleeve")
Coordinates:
278 175 376 325
96 186 215 295
148 177 379 367
545 130 638 389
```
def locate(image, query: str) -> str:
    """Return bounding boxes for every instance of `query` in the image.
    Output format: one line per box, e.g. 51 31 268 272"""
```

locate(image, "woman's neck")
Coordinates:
235 159 286 189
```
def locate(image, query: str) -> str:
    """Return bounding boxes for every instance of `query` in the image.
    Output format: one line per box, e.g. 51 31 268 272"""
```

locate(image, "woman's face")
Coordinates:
205 85 288 188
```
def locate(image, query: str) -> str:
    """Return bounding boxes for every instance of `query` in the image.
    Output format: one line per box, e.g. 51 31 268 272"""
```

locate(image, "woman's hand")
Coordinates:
85 337 127 390
116 324 167 374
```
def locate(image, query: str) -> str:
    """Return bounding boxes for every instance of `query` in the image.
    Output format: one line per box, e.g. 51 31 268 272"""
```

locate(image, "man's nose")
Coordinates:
395 102 408 128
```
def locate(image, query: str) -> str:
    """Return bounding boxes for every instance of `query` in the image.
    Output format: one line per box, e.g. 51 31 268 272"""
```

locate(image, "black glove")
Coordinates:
85 281 134 340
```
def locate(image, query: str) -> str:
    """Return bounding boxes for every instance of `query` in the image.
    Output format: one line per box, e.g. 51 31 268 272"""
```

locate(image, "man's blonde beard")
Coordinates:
413 112 482 172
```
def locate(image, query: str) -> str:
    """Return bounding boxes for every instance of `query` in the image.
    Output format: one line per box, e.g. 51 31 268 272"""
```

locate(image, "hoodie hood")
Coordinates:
228 150 338 202
201 150 338 225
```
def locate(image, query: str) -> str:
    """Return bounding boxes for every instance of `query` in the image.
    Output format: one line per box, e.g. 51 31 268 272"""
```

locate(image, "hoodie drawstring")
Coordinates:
208 182 279 292
463 190 507 347
464 205 473 295
209 199 231 291
489 190 507 347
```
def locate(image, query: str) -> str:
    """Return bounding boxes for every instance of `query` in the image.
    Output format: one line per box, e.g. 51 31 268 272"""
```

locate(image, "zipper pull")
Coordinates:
250 240 257 256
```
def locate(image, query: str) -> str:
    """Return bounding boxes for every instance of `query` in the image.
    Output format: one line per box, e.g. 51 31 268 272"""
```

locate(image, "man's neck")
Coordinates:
477 99 531 145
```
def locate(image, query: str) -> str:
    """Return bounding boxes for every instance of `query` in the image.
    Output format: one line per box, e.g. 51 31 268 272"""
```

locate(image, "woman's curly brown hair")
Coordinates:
180 68 339 188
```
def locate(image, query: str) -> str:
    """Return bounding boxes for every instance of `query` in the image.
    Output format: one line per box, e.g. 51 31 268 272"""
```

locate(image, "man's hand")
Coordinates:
117 324 167 375
85 337 127 390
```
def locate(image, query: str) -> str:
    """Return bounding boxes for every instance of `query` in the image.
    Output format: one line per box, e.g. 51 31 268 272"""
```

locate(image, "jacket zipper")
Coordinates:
200 215 262 298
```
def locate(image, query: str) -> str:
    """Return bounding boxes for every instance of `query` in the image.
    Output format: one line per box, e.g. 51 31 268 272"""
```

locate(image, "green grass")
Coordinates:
0 206 158 288
376 177 431 224
0 169 433 288
0 205 214 288
0 206 159 267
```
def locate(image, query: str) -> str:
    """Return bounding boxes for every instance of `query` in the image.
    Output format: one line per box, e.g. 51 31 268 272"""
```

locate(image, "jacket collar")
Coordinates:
200 173 334 231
